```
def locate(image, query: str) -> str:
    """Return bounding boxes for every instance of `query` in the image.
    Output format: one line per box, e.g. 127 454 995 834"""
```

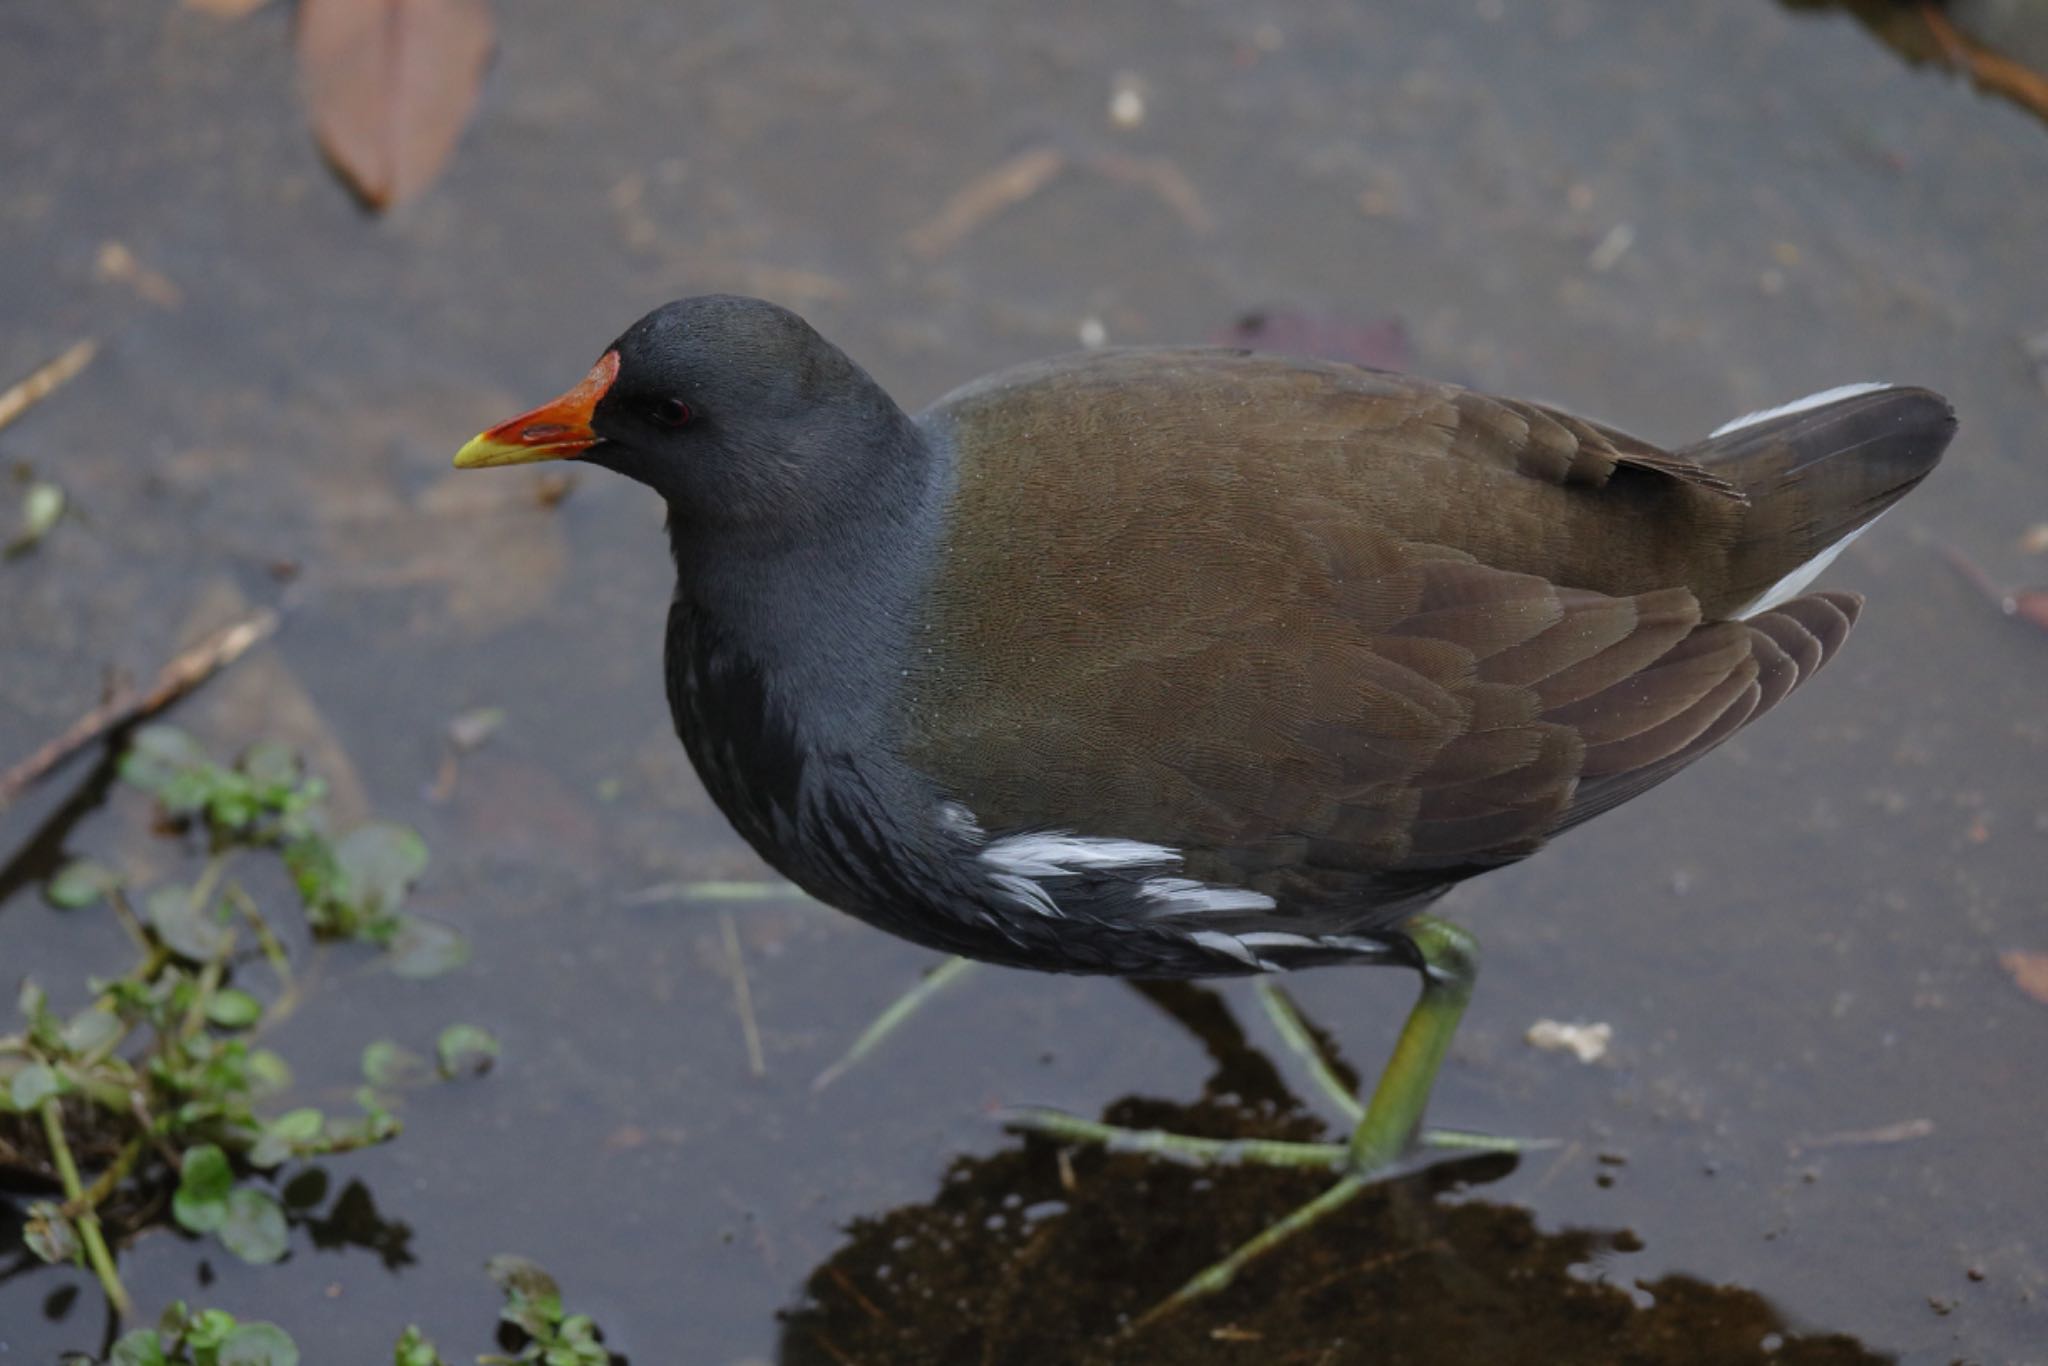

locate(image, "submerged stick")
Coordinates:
0 609 279 811
0 340 96 435
720 908 767 1077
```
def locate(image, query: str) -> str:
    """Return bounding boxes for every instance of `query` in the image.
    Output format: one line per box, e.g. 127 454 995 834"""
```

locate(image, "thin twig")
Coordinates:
0 609 278 811
719 908 766 1077
907 147 1066 257
0 340 96 435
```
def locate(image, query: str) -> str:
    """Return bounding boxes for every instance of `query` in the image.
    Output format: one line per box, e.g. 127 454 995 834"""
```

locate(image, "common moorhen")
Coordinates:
455 295 1954 1309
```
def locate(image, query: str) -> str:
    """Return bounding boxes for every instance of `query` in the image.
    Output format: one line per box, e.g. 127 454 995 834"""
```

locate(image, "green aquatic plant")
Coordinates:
2 726 493 1317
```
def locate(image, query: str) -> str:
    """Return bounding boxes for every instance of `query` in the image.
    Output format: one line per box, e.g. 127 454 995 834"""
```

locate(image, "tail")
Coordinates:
1685 384 1956 617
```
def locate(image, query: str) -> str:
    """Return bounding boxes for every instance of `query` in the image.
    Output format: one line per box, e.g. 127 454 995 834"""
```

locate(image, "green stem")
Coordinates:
38 1098 131 1318
189 850 234 918
106 888 152 954
180 947 230 1043
227 882 300 1025
812 955 976 1092
66 1135 145 1218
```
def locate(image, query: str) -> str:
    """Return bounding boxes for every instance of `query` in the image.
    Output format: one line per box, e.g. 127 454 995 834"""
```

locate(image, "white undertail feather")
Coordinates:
1736 511 1886 618
1708 382 1894 438
1139 878 1277 915
974 826 1281 925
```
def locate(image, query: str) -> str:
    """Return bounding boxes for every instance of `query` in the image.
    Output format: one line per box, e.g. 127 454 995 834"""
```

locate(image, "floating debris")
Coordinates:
5 479 64 557
1791 1118 1935 1156
1109 73 1148 129
1525 1019 1612 1064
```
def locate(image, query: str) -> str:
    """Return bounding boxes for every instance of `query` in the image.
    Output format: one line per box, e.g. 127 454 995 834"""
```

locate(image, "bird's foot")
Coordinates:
1007 915 1496 1323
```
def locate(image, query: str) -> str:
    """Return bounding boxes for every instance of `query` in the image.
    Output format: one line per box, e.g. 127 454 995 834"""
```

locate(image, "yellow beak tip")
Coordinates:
453 435 515 469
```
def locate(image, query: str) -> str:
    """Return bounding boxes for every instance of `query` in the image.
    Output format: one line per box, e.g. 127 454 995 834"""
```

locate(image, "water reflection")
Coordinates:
782 981 1890 1364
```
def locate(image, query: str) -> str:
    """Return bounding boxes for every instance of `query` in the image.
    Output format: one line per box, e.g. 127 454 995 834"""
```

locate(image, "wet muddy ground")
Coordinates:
3 1 2046 1361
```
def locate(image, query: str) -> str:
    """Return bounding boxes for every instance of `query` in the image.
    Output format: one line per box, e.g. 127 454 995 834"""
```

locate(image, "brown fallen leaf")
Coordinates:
1214 310 1413 372
185 0 270 17
2001 949 2048 1007
297 0 496 212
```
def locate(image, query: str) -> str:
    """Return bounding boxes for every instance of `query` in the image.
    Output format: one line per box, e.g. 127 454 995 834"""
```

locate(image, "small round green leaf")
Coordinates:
238 740 301 791
173 1143 234 1233
249 1105 328 1168
387 915 469 979
120 725 214 796
147 885 231 962
206 988 264 1030
45 859 119 909
10 1062 64 1111
393 1325 445 1366
436 1023 499 1078
109 1329 171 1366
60 1005 123 1056
219 1187 290 1264
247 1048 293 1093
361 1039 431 1089
218 1321 300 1366
272 1106 325 1142
334 822 429 920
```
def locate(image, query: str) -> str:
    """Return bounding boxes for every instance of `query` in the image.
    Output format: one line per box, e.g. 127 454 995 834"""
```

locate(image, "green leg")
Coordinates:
1253 974 1538 1155
1006 915 1484 1320
1153 916 1477 1314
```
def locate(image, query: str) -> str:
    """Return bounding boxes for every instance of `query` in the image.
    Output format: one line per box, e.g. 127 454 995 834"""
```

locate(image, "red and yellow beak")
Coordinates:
453 351 621 468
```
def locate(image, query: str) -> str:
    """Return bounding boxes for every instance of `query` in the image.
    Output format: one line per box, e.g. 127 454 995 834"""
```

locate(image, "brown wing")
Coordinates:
904 350 1856 929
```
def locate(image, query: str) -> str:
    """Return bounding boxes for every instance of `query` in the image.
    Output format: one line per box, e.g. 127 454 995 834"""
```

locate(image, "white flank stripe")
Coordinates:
1236 931 1321 951
980 832 1177 877
1140 878 1277 915
989 873 1062 917
1188 930 1274 970
1709 382 1893 438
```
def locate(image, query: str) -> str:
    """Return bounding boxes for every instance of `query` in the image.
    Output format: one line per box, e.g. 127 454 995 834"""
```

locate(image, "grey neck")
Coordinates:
665 417 950 743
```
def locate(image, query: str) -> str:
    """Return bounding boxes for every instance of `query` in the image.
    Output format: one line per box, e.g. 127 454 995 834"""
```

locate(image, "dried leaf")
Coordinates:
297 0 496 212
1215 310 1413 372
2001 949 2048 1006
186 0 270 15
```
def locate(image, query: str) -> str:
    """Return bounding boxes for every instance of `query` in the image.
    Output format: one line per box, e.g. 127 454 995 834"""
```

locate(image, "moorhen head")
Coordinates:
456 294 1955 1308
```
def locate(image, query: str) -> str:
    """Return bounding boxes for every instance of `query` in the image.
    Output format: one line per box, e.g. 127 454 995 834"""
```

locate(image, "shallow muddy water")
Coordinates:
3 2 2045 1361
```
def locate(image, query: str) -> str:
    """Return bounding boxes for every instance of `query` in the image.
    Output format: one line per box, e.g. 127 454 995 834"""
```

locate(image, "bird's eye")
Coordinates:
653 397 694 427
